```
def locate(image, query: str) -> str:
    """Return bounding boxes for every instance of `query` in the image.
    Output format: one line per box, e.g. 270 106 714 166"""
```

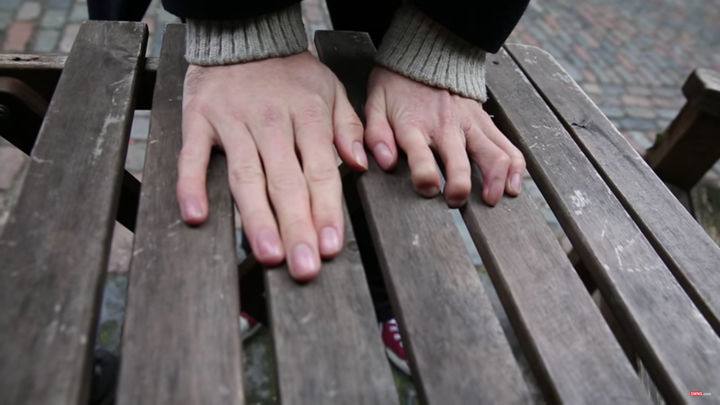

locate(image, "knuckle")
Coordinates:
304 162 339 185
229 163 265 186
260 105 285 127
268 172 306 193
495 153 512 168
298 101 330 125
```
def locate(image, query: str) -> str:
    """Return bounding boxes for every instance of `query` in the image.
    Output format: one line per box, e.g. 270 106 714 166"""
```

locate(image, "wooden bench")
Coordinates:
1 22 720 404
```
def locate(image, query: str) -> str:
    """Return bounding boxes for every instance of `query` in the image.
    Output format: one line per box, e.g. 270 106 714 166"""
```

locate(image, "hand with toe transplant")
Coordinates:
364 67 526 207
177 52 367 281
173 2 528 282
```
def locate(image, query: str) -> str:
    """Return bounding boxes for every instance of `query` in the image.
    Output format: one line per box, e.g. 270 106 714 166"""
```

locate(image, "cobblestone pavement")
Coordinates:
511 0 720 154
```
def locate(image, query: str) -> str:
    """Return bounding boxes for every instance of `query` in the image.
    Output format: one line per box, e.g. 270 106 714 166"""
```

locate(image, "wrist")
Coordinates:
375 4 488 102
185 4 308 66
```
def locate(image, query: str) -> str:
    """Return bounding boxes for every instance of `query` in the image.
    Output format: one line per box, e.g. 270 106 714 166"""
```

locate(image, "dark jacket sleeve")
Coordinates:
164 0 529 54
162 0 301 21
411 0 529 53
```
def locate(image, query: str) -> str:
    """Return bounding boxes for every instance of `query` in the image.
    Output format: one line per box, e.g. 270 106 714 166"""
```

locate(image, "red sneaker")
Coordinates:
240 312 261 340
380 319 410 375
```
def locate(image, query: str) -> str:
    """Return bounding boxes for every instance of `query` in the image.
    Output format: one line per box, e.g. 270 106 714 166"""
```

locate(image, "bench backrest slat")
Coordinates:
462 164 650 403
486 47 720 402
266 202 399 404
0 21 146 404
316 31 532 404
507 43 720 336
115 24 244 405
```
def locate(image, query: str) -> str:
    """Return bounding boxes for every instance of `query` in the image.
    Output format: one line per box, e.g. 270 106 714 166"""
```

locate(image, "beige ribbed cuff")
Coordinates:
185 4 308 66
376 5 488 102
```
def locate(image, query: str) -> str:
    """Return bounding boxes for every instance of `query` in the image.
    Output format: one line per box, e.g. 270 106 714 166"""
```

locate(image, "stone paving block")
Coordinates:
0 11 14 30
626 131 654 150
582 83 603 94
600 106 625 118
0 0 21 11
130 111 150 141
33 28 59 52
125 141 147 174
3 21 33 52
47 0 73 9
620 117 658 131
627 85 652 96
621 94 653 107
626 106 656 119
0 146 27 190
16 1 41 21
58 22 79 53
156 6 177 23
68 3 87 22
40 9 67 28
656 108 679 120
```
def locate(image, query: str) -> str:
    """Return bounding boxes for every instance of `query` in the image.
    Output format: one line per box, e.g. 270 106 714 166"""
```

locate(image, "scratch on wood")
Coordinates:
31 156 54 165
571 120 592 129
93 114 123 163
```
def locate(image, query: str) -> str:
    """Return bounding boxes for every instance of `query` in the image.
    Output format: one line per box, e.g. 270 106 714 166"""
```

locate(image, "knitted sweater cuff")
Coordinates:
185 4 308 66
375 5 488 102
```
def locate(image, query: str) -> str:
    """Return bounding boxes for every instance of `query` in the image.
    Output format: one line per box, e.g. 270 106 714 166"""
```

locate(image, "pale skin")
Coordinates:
177 51 526 281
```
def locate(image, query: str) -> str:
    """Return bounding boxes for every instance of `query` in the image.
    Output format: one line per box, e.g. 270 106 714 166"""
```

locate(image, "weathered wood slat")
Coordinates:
0 21 146 404
485 47 720 403
266 204 399 404
506 44 720 336
316 31 531 404
461 166 650 404
0 64 143 232
0 54 158 110
116 24 244 405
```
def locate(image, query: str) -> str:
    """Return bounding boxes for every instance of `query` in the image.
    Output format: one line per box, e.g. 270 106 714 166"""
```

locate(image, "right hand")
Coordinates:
177 52 368 281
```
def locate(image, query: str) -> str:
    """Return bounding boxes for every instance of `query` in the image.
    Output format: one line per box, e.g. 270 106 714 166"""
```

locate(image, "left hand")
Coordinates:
364 67 526 207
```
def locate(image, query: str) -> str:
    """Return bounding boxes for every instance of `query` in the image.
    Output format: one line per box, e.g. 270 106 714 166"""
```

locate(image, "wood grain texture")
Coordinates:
487 47 720 403
0 21 146 405
266 204 399 405
0 72 142 232
316 31 531 404
507 44 720 336
116 24 244 405
691 179 720 246
0 54 158 110
461 166 650 404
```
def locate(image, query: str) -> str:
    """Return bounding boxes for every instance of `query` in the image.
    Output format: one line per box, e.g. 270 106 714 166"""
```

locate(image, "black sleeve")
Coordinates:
162 0 302 20
411 0 529 53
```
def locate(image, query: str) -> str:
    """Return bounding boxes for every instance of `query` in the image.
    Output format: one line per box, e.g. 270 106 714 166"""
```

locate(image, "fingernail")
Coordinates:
320 227 341 254
373 142 394 168
291 243 318 279
352 141 368 169
256 230 283 260
185 198 203 220
419 185 440 198
510 173 522 194
447 198 465 208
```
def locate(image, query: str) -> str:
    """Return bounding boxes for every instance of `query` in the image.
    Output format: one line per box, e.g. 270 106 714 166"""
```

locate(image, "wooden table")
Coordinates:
1 22 720 405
